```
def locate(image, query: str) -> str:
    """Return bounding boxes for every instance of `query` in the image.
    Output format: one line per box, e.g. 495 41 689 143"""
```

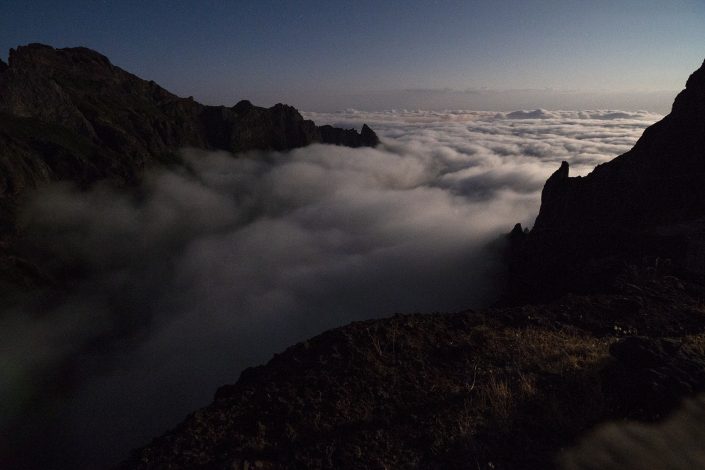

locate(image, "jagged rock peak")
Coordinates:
537 160 569 213
0 43 380 205
507 222 527 243
0 43 380 288
671 58 705 117
510 222 524 237
506 56 705 302
233 99 254 114
318 123 380 148
0 44 379 155
685 58 705 91
361 123 380 146
558 160 569 175
550 160 569 180
531 56 705 233
7 43 113 71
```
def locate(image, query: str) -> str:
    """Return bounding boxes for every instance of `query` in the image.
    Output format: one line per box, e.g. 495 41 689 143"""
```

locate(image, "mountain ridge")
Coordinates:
0 43 379 288
505 58 705 303
533 58 705 232
0 43 379 200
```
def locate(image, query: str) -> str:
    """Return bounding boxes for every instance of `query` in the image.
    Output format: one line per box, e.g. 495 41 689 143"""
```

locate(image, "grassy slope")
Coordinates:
121 270 705 469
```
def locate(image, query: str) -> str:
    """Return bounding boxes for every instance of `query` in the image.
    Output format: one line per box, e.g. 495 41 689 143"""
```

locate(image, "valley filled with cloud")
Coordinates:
3 108 660 466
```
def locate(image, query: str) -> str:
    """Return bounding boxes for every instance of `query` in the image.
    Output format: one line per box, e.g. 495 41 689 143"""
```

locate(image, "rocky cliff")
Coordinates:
506 59 705 302
0 43 378 286
118 60 705 469
534 59 705 232
0 44 378 201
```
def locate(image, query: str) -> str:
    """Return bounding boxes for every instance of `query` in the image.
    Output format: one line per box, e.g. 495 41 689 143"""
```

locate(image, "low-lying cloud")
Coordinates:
1 109 660 468
560 395 705 470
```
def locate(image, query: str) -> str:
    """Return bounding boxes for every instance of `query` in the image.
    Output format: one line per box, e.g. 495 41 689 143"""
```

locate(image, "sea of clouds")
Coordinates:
1 108 660 467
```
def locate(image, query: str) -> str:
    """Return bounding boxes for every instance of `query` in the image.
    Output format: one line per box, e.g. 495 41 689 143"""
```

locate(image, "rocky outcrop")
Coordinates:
505 58 705 303
0 44 379 287
0 43 379 204
534 59 705 232
319 123 380 148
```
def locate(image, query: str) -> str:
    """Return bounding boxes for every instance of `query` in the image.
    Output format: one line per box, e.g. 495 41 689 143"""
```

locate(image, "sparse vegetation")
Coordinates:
122 273 705 469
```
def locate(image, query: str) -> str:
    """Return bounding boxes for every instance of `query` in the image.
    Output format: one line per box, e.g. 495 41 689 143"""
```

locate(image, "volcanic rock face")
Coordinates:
0 43 378 206
534 59 705 231
506 59 705 302
319 123 380 148
0 44 378 286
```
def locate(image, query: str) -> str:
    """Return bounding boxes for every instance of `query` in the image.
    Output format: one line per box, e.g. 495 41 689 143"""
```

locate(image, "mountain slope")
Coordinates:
0 43 379 287
120 276 705 470
0 44 378 200
506 59 705 302
534 59 705 231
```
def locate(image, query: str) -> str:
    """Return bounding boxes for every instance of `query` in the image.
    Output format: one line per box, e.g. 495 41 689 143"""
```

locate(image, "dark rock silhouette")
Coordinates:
506 58 705 303
319 123 381 148
119 275 705 470
0 43 378 288
360 123 379 147
0 43 378 206
534 58 705 231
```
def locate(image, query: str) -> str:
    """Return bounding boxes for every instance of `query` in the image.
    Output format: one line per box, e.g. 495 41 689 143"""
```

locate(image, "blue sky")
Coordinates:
1 0 703 111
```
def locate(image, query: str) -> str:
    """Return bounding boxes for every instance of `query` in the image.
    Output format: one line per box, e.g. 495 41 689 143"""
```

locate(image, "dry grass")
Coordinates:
483 374 513 420
509 326 611 373
458 324 612 438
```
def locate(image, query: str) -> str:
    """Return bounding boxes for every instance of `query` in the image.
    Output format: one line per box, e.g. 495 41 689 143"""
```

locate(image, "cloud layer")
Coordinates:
1 109 660 468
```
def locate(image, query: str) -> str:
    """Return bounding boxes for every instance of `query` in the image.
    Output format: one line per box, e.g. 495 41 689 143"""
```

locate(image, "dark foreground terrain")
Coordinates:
120 58 705 469
120 275 705 469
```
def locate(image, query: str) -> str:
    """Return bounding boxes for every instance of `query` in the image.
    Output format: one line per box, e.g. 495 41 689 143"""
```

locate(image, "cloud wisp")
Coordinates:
1 109 659 468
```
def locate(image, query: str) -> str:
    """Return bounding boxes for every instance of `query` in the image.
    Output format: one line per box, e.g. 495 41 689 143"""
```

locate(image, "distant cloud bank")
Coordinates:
249 88 677 114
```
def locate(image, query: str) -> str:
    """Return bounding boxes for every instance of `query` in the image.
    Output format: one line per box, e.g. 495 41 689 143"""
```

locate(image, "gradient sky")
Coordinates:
1 0 703 111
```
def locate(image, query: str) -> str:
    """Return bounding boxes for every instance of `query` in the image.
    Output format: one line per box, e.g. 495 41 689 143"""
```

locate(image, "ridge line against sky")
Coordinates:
1 0 703 112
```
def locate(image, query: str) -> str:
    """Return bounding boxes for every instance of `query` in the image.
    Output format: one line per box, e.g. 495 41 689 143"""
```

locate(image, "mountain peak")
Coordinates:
361 123 380 146
0 43 379 158
685 58 705 90
8 43 113 72
0 43 379 248
670 58 705 119
507 56 705 302
532 57 705 233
